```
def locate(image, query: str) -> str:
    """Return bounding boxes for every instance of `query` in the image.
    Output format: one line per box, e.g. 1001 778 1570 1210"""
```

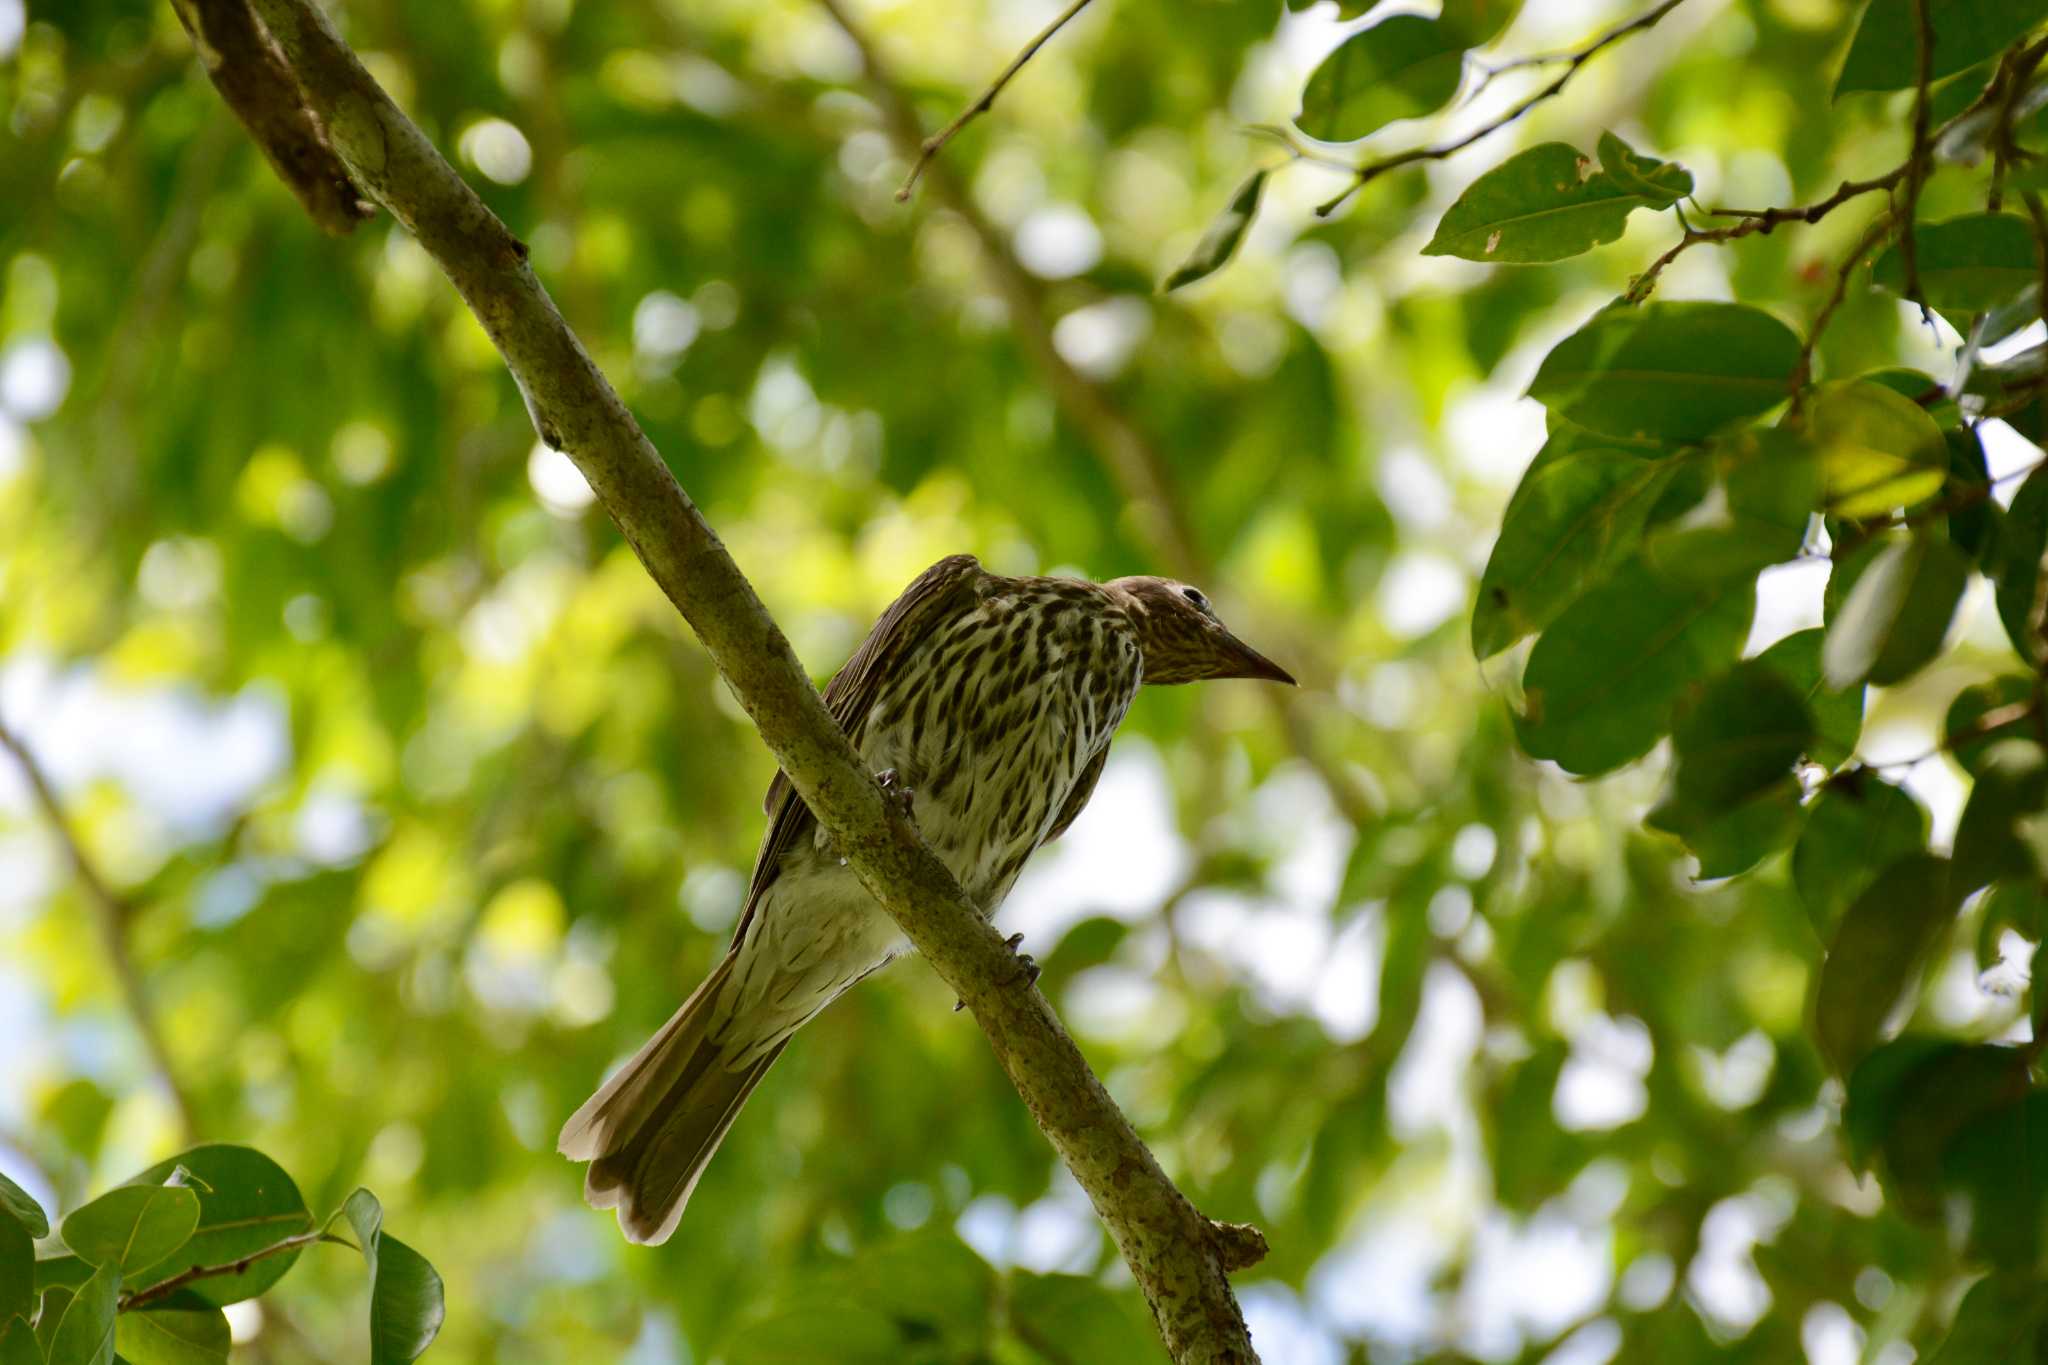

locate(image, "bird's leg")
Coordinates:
814 769 918 860
955 932 1039 1011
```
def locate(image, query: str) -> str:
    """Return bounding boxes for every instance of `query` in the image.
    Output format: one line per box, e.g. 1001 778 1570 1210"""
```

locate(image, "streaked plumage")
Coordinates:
559 554 1293 1244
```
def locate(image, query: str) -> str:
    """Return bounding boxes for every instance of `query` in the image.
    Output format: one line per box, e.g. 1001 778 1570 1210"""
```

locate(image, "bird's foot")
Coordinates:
955 932 1039 1011
875 768 917 822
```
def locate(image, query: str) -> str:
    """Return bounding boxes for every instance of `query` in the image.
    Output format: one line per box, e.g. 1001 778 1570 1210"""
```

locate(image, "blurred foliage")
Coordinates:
6 0 2048 1361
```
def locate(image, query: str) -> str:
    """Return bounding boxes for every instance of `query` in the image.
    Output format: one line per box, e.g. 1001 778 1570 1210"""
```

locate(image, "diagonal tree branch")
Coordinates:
198 2 1265 1359
0 718 199 1141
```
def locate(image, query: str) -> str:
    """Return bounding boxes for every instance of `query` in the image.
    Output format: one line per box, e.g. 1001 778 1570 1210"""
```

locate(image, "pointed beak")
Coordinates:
1215 631 1297 686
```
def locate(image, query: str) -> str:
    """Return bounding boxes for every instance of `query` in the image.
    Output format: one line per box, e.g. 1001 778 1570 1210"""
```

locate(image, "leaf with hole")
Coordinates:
1297 16 1468 142
1528 302 1801 442
1162 170 1266 292
1596 131 1692 208
1423 142 1678 264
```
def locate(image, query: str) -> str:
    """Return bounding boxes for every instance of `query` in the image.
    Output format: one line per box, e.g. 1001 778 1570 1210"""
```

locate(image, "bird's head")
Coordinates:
1105 576 1297 687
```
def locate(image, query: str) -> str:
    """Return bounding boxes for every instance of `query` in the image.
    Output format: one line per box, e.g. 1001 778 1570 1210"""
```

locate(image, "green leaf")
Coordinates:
1595 131 1693 208
0 1176 47 1242
42 1262 116 1365
1423 142 1673 264
1932 1272 2048 1363
720 1305 906 1365
1296 16 1468 142
1642 429 1820 588
1821 532 1968 689
1944 425 1996 560
1836 0 2048 96
1513 566 1753 775
1471 447 1677 657
339 1190 444 1365
1752 628 1864 767
1847 1040 2028 1218
1008 1273 1158 1361
0 1213 28 1327
1873 214 2041 311
1648 778 1804 880
32 1258 88 1295
58 1185 198 1277
1952 740 2048 895
113 1297 231 1365
1440 0 1520 43
1997 462 2048 664
1946 676 2037 775
1807 380 1950 517
1528 302 1802 442
0 1315 36 1365
1943 1093 2048 1267
1815 853 1957 1072
121 1148 310 1307
1162 170 1266 292
1792 773 1928 938
1646 661 1812 877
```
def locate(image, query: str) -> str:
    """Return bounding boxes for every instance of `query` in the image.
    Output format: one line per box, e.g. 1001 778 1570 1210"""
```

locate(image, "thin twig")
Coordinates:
1787 211 1897 403
895 0 1096 201
1314 0 1690 218
119 1230 354 1311
1625 171 1906 303
0 719 198 1139
219 2 1264 1358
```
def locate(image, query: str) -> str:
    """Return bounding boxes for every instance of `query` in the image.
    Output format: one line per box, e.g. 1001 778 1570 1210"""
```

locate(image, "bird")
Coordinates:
558 553 1296 1245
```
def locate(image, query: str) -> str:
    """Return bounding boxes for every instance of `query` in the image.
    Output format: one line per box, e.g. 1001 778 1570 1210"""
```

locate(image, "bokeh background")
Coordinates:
1 0 2031 1360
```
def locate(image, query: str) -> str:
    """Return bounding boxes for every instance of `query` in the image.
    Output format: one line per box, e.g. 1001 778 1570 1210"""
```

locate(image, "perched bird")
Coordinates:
559 554 1295 1244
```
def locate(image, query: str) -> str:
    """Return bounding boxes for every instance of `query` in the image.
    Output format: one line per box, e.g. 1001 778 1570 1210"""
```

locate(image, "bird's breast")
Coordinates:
860 590 1140 907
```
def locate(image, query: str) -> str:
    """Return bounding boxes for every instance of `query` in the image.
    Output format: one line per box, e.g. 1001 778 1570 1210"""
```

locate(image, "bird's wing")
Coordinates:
731 553 986 945
1041 743 1109 846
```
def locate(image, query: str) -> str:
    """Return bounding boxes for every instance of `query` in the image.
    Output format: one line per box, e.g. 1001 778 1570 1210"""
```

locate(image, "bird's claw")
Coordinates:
955 932 1039 1011
875 768 917 822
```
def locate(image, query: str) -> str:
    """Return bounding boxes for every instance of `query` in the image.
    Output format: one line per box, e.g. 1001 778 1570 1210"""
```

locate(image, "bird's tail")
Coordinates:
557 952 787 1245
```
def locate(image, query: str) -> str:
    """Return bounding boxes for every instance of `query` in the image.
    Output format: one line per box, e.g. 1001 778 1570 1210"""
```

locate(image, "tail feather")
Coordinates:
558 952 786 1245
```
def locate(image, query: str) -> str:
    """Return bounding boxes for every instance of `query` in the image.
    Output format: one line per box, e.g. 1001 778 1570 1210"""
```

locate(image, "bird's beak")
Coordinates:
1214 631 1297 686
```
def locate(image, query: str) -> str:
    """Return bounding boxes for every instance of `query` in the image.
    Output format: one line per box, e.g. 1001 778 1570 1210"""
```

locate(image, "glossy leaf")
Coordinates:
1162 171 1266 292
1514 566 1753 774
1872 214 2040 311
1297 16 1468 142
1814 853 1956 1072
121 1148 310 1307
1836 0 2048 95
114 1297 232 1365
58 1184 198 1276
42 1262 116 1365
1423 142 1681 264
1807 380 1949 518
339 1190 445 1365
1471 447 1676 657
1528 303 1801 442
1821 533 1968 689
0 1209 28 1326
1792 774 1928 938
0 1176 47 1242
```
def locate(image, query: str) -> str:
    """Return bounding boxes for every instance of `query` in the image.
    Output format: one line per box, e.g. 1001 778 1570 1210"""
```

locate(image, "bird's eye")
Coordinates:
1181 586 1208 610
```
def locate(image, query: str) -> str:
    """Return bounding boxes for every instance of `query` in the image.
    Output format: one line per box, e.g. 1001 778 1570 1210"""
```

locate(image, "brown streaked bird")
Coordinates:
558 554 1295 1244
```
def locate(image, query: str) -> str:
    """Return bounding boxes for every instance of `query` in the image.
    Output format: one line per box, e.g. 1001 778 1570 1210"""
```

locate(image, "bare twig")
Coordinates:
0 719 198 1140
209 2 1264 1359
1314 0 1691 218
119 1229 354 1311
1625 171 1906 303
1787 211 1898 402
168 0 371 233
894 0 1097 201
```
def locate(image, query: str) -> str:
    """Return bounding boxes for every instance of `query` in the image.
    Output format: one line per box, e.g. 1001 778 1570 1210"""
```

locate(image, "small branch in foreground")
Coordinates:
213 2 1262 1360
1898 0 1935 316
894 0 1096 201
170 0 371 234
1786 210 1897 402
1315 0 1690 218
119 1229 354 1311
0 719 199 1140
1625 171 1906 304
